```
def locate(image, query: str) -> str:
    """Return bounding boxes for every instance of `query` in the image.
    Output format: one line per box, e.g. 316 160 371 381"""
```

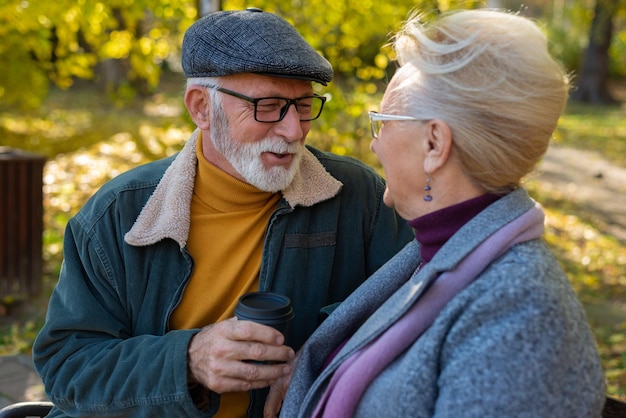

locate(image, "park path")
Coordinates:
0 355 46 408
536 144 626 243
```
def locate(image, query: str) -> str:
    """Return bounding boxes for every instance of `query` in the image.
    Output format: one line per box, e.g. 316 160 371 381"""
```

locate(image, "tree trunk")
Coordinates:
570 0 618 105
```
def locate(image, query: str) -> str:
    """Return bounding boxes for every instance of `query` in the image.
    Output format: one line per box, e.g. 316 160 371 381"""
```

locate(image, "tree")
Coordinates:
570 0 620 104
0 0 196 108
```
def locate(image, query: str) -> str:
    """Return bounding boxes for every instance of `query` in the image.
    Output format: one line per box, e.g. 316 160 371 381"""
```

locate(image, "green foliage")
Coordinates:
556 101 626 166
1 0 625 110
0 320 41 355
544 4 593 74
0 0 196 108
498 0 626 79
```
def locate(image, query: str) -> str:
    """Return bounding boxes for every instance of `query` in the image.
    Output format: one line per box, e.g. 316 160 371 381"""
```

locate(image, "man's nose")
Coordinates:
274 104 305 142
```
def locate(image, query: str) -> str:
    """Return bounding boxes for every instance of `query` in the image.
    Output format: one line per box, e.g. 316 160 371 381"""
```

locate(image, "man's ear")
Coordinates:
423 119 453 174
184 85 211 129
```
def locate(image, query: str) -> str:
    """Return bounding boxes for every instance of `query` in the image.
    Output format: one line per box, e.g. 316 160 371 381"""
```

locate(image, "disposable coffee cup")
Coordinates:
235 292 294 337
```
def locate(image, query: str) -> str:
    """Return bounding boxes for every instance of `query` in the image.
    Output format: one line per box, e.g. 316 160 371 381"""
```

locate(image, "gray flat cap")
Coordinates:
182 8 333 85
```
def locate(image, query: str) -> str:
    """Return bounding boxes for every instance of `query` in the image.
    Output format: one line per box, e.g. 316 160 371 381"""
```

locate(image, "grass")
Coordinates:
1 74 624 400
555 102 626 167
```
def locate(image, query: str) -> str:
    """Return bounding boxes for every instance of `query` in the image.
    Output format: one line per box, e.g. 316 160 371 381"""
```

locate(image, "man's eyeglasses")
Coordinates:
368 111 425 139
204 85 326 123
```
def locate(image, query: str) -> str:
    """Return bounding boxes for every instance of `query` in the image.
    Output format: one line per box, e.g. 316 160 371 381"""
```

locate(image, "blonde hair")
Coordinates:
390 9 570 193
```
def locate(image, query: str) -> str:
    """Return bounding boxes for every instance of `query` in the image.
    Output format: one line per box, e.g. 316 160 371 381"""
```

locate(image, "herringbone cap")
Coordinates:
182 8 333 85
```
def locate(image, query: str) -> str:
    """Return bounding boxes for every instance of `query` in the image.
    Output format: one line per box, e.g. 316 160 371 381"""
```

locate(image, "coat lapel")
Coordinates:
327 259 439 369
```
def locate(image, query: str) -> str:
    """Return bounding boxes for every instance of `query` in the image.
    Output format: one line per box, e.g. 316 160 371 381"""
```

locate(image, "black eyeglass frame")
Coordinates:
203 84 327 123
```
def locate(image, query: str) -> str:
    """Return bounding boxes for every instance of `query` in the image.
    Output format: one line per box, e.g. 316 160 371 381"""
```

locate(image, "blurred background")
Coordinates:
0 0 625 400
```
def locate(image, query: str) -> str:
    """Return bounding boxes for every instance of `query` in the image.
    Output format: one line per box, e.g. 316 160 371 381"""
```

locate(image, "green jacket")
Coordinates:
33 130 414 417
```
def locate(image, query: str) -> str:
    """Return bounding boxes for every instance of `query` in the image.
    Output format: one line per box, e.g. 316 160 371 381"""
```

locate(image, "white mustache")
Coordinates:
259 138 303 155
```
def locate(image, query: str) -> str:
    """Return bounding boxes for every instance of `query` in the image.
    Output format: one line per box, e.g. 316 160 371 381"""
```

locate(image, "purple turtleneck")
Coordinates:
408 193 502 264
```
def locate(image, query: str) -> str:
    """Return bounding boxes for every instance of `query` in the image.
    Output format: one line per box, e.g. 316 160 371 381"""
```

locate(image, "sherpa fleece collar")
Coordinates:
125 129 343 248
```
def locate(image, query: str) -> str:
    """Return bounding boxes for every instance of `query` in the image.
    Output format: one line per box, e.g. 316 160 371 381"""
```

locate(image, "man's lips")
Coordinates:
262 151 294 165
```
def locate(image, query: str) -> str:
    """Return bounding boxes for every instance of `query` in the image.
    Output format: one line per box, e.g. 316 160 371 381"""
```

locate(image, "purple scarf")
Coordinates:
313 204 545 417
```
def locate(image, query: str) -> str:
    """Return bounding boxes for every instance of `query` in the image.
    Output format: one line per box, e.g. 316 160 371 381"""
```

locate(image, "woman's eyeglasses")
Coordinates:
368 111 426 138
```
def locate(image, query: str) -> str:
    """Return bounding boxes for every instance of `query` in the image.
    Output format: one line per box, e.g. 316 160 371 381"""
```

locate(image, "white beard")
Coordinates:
210 104 303 192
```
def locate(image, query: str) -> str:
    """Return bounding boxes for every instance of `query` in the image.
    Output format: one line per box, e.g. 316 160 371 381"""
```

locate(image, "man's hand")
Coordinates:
187 317 295 394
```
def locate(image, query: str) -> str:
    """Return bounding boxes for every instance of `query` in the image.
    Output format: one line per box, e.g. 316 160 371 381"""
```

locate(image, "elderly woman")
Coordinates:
276 9 606 418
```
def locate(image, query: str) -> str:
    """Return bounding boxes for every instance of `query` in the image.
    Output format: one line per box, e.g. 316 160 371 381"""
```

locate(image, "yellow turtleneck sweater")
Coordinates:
170 136 281 417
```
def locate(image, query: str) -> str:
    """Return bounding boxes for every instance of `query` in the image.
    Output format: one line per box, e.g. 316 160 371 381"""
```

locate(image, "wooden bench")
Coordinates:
603 396 626 418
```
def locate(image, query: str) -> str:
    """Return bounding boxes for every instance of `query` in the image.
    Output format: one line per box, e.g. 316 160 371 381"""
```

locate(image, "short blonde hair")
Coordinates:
389 9 570 194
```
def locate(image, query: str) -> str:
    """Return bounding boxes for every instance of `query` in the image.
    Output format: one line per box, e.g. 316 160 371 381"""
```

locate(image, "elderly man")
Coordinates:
33 8 413 418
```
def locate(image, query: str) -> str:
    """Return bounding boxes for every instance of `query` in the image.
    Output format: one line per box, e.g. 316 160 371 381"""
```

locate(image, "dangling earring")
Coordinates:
424 175 433 202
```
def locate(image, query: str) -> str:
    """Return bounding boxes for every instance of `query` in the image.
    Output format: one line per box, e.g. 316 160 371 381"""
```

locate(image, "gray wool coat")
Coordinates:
281 188 606 418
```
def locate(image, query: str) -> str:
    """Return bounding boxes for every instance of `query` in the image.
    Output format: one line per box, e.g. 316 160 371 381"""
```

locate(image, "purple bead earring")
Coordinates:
424 175 433 202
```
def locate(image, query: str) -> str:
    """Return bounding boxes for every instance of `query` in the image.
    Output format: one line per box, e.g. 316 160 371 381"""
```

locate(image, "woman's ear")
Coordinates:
184 85 211 129
423 119 453 174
